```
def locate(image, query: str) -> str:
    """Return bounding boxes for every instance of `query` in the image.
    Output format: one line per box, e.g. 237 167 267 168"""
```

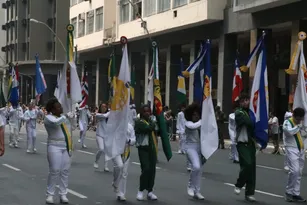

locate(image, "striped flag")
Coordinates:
177 58 186 104
35 55 47 103
232 58 243 102
79 65 88 108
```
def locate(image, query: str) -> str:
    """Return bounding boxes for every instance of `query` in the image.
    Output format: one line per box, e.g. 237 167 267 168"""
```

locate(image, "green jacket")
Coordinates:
134 118 156 147
235 108 255 141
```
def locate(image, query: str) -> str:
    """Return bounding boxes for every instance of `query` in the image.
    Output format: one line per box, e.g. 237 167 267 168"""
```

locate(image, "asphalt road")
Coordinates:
0 124 304 205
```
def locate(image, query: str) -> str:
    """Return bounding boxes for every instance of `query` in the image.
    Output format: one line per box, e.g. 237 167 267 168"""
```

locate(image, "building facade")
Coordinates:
71 0 307 120
0 0 70 104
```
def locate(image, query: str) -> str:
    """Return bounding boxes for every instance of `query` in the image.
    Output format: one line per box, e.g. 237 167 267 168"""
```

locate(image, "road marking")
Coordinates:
132 162 161 170
41 142 47 145
224 183 283 198
2 164 21 171
77 150 95 155
86 138 96 141
256 165 282 171
56 186 87 199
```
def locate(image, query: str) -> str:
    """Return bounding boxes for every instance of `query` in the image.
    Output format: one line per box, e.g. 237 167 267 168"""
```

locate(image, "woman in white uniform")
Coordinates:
93 103 110 172
8 103 23 148
112 123 136 201
44 98 74 204
184 103 205 200
78 105 91 148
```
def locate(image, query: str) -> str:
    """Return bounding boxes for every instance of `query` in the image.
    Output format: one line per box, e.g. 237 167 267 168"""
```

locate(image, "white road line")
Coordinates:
56 186 87 199
256 165 282 171
132 162 161 170
224 183 283 198
77 150 95 155
86 138 96 141
2 164 21 171
41 142 47 145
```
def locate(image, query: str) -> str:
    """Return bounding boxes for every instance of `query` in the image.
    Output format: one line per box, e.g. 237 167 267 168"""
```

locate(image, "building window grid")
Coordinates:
96 7 103 32
157 0 170 13
144 0 156 17
120 0 130 24
86 11 94 35
71 0 77 6
71 17 77 37
78 16 85 37
132 0 142 20
173 0 188 8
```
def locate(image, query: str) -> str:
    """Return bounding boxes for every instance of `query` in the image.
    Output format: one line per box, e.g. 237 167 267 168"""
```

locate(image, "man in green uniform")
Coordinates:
233 93 256 202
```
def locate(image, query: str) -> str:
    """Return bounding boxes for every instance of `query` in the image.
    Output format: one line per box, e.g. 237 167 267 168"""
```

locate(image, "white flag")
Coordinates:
104 43 131 160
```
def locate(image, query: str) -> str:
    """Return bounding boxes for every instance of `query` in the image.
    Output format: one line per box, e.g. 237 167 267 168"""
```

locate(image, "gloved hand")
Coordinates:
65 112 75 119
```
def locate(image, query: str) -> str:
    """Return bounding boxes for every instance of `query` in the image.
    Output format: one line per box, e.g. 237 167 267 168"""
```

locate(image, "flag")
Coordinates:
0 80 6 107
79 65 88 108
249 33 269 149
9 66 19 107
7 63 19 100
104 36 131 160
152 43 172 161
54 70 60 97
194 53 205 105
108 52 116 102
292 32 307 126
177 58 186 104
130 65 136 103
232 58 243 102
35 55 47 102
147 57 154 110
200 40 219 160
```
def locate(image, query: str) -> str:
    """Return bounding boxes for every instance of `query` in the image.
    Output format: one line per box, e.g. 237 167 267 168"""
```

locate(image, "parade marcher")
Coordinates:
184 103 205 200
44 98 75 204
135 105 158 201
128 104 137 127
112 123 136 201
283 107 306 202
78 105 91 148
23 102 44 153
228 102 239 163
215 104 225 149
269 112 280 154
176 104 186 154
0 106 8 156
93 103 110 172
233 93 256 202
8 102 23 148
284 111 293 172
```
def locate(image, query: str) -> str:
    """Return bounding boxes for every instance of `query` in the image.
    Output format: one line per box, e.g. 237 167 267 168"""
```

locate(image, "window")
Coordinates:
132 0 142 19
78 0 84 3
71 0 77 6
190 0 200 2
158 0 170 13
120 0 130 23
173 0 187 8
86 11 94 34
78 15 85 37
71 17 77 37
96 7 103 31
144 0 155 17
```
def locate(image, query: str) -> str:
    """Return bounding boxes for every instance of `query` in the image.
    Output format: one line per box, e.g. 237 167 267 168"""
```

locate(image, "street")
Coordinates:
0 125 304 205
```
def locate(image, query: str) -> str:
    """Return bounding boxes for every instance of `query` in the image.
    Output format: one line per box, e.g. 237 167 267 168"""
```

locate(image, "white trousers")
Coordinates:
285 146 305 196
186 143 203 193
79 129 86 146
284 154 289 168
178 133 186 152
229 143 239 162
9 125 18 145
47 145 71 196
112 155 130 196
26 127 36 151
95 137 109 167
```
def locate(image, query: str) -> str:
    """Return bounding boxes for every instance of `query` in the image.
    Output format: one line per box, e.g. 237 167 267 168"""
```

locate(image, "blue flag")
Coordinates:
9 67 19 107
35 55 47 102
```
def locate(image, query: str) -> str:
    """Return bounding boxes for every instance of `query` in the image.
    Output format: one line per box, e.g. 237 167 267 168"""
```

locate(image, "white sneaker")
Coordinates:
46 195 54 204
26 149 31 153
104 163 110 172
245 195 256 202
136 191 144 201
178 150 182 154
187 187 194 197
234 187 241 195
194 192 205 200
117 195 126 201
284 166 289 172
14 144 18 148
94 162 99 169
147 192 158 200
82 144 87 148
60 195 69 204
9 143 14 148
33 148 37 153
78 139 81 143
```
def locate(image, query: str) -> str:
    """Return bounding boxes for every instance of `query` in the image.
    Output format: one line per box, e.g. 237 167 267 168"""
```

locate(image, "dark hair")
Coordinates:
98 102 108 113
293 107 305 118
179 103 186 109
140 104 151 118
239 93 250 102
45 98 59 113
184 103 201 122
232 100 240 110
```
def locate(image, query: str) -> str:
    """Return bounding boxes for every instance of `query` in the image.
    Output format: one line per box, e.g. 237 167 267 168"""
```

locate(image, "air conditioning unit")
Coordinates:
1 24 6 30
10 0 15 5
79 13 85 21
47 18 53 27
22 19 27 26
2 3 7 9
1 47 6 52
21 0 27 4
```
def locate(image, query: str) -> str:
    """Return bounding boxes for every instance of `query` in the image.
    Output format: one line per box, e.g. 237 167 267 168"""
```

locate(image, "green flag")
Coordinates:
152 42 172 161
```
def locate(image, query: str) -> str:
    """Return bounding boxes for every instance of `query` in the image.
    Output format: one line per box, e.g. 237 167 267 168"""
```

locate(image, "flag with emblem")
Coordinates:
177 58 186 104
152 43 172 161
292 32 307 127
35 54 47 103
108 52 116 103
104 37 131 160
79 65 88 108
232 57 243 103
200 40 219 160
249 32 269 149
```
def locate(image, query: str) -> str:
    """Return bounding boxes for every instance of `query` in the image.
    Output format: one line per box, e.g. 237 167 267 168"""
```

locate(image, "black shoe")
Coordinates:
293 195 306 202
285 193 294 202
233 160 239 164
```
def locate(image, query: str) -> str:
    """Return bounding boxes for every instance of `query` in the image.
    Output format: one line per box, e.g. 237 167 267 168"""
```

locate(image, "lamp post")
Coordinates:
29 18 67 54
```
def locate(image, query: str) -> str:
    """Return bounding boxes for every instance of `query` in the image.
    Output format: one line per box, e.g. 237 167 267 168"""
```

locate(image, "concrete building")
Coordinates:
71 0 307 121
0 4 6 77
0 0 70 104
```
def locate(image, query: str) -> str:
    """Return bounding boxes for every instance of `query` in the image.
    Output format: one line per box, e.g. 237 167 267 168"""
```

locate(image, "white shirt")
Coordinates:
23 109 43 129
283 119 307 149
176 111 186 135
0 107 8 127
79 108 91 125
185 120 201 144
269 116 279 134
128 108 137 127
126 123 136 145
96 112 110 138
228 113 236 143
44 114 69 147
8 106 23 127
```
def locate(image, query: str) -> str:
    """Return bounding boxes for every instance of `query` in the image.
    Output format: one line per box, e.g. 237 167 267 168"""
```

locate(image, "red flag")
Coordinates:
79 66 88 108
232 59 243 102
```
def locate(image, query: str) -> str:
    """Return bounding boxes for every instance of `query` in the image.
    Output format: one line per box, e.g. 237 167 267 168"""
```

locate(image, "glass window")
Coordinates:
71 0 77 6
120 0 130 24
71 17 77 37
190 0 200 2
86 11 94 34
96 7 103 31
144 0 156 17
78 0 84 3
78 16 85 37
158 0 170 13
132 0 142 19
173 0 187 8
